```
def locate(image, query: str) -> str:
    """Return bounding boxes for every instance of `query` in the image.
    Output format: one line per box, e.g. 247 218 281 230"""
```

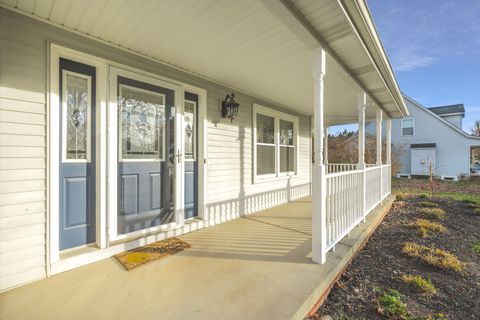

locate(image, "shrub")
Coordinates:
418 193 429 199
419 208 446 220
396 193 407 201
402 242 465 272
414 219 446 232
377 289 412 320
417 226 428 238
411 219 446 238
418 201 438 208
473 242 480 256
402 274 437 295
462 198 479 205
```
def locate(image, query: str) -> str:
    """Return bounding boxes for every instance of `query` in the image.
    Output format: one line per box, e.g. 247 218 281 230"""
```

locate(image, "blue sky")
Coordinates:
369 0 480 133
331 1 480 135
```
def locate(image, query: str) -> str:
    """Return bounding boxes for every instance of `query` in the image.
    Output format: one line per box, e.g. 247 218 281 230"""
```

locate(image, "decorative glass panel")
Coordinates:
257 145 275 175
119 85 165 160
257 114 274 144
184 101 196 160
280 146 295 172
279 120 294 145
65 73 89 160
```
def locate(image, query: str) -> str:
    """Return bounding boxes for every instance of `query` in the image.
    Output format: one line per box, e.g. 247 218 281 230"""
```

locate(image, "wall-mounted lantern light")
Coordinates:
221 93 239 122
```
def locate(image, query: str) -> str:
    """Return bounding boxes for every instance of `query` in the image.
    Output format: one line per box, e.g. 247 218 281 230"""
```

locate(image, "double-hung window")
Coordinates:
401 118 414 136
253 104 298 181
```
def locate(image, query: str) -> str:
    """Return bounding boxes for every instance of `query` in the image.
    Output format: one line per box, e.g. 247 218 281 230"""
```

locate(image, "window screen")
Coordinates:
256 114 275 175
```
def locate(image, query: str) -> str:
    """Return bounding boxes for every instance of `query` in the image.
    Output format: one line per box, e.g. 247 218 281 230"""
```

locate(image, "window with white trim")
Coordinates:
253 104 298 180
401 118 414 136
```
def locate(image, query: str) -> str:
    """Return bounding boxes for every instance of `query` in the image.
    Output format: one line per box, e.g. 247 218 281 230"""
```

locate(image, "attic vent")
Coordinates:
397 173 411 179
441 175 458 181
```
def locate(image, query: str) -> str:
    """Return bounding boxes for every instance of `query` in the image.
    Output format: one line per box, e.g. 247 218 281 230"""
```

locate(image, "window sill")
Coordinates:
254 173 298 184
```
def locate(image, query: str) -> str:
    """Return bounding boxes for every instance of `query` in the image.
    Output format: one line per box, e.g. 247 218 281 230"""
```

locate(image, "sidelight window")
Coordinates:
62 70 92 161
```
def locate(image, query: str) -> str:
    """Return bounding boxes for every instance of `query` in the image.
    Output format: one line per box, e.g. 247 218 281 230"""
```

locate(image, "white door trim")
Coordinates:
48 43 108 272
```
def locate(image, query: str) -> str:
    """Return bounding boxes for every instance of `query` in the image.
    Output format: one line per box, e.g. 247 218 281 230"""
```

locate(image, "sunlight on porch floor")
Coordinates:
0 196 394 320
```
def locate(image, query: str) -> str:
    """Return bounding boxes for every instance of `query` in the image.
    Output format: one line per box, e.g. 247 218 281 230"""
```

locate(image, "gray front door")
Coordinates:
116 77 176 235
59 58 96 250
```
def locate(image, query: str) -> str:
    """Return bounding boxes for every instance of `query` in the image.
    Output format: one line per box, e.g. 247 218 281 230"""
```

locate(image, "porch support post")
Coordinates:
324 127 329 164
357 93 367 169
385 118 392 195
312 47 327 264
376 108 383 203
357 93 367 221
376 109 383 165
386 119 392 164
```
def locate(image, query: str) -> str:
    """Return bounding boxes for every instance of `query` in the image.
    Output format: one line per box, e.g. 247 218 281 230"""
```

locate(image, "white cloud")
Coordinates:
372 0 480 73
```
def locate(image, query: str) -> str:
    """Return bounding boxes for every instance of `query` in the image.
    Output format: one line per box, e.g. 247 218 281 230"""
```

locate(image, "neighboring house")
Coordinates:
368 95 480 180
0 1 407 292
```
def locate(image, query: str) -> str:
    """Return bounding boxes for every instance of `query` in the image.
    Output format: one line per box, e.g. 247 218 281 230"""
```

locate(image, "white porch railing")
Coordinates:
326 163 357 174
324 163 391 251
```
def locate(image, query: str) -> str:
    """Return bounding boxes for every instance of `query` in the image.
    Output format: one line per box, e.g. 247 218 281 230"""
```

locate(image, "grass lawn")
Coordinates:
312 178 480 320
393 177 480 202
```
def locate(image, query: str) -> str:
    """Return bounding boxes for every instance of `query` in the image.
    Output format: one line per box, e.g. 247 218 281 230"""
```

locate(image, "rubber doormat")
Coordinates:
114 237 191 270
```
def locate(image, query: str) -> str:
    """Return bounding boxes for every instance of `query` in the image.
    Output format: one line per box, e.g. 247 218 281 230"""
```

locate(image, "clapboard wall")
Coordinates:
0 7 311 291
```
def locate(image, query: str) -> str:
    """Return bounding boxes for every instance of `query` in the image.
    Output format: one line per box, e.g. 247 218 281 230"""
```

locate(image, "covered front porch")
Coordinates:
0 0 407 293
0 196 394 320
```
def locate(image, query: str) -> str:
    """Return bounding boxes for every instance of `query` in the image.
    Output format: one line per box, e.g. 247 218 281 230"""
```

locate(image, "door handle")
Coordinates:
175 150 182 163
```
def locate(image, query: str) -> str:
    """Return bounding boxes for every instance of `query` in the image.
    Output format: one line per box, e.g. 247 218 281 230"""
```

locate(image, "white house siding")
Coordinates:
0 11 48 290
388 97 480 178
206 93 311 224
0 8 311 290
439 114 462 130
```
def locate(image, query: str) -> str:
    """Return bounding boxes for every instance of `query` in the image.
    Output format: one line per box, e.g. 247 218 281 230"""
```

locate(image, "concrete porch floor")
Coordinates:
0 196 394 320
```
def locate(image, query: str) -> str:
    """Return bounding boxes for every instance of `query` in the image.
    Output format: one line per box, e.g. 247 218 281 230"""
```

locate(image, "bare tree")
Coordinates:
471 120 480 137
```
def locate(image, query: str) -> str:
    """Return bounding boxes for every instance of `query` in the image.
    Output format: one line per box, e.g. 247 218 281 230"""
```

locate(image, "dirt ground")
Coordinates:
393 177 480 198
312 181 480 320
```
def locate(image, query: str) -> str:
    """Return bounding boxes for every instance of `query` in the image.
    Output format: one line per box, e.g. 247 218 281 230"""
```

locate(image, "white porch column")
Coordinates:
312 47 327 264
357 93 367 221
386 119 392 164
357 93 367 169
376 109 383 165
324 127 329 164
376 108 383 203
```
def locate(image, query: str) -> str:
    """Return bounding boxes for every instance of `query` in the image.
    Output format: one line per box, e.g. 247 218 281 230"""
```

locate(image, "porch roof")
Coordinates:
1 0 407 124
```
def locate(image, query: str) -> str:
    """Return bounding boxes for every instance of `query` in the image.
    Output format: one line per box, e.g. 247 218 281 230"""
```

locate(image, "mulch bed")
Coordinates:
313 194 480 319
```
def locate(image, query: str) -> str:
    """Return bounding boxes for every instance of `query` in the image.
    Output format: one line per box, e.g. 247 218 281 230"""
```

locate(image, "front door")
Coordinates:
116 76 176 235
59 58 96 250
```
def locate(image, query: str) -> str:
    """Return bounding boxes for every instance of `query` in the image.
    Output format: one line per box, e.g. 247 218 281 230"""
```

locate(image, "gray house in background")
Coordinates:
369 95 480 180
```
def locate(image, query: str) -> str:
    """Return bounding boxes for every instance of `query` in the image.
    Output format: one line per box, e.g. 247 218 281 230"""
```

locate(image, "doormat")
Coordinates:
114 237 190 271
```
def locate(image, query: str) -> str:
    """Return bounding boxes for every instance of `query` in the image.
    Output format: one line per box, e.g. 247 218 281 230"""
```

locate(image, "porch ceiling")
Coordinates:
1 0 406 125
